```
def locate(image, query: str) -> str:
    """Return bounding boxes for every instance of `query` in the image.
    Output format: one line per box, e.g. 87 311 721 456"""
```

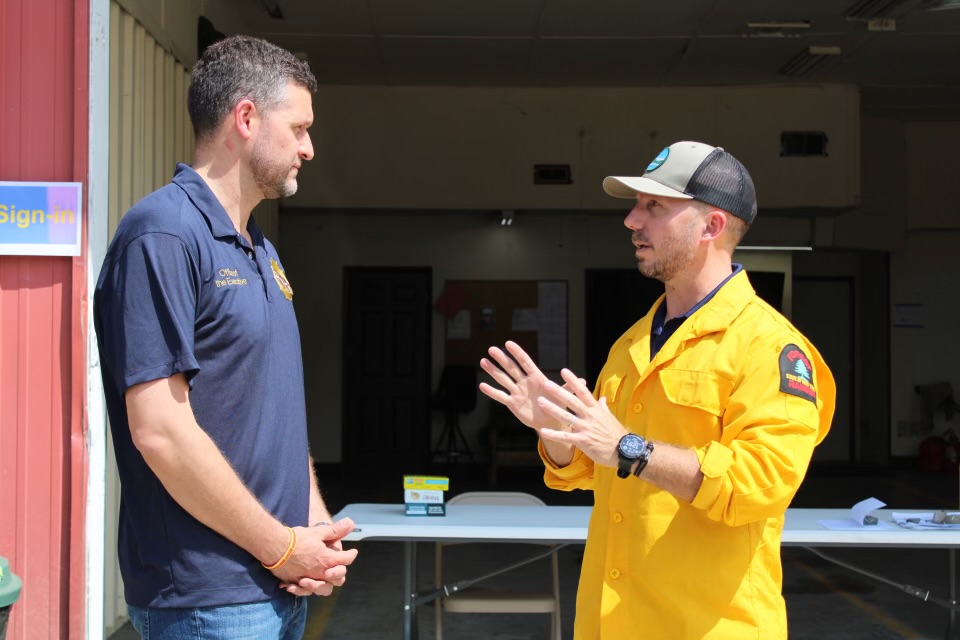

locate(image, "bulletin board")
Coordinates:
436 280 567 369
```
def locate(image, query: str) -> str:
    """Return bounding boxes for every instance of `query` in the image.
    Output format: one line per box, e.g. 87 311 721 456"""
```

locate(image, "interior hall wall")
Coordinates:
288 85 860 212
792 250 890 465
888 121 960 456
278 84 858 464
281 209 791 464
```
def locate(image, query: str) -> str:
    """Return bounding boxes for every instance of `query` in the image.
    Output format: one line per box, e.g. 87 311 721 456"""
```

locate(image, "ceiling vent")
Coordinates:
533 165 573 185
744 20 811 37
778 46 842 78
780 131 829 157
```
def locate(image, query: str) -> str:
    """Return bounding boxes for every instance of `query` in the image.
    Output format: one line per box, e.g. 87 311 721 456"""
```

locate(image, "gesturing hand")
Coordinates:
479 341 572 432
535 368 628 468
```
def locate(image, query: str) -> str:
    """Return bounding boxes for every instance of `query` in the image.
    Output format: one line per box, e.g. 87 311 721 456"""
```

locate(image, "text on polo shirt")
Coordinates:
216 267 248 288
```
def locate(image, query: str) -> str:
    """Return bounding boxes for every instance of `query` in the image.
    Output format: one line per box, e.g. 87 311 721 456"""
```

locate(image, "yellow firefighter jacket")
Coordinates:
541 269 836 639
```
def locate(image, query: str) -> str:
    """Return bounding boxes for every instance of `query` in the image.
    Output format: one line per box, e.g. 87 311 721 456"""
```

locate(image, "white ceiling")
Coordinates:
232 0 960 115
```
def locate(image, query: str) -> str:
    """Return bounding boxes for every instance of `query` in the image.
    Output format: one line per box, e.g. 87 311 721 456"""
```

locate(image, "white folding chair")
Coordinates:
434 491 562 640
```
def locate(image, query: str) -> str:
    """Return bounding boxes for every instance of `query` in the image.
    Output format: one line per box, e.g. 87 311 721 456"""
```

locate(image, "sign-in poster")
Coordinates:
0 182 83 256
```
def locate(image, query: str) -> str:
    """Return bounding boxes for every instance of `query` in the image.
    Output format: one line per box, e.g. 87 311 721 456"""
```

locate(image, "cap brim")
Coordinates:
603 176 693 200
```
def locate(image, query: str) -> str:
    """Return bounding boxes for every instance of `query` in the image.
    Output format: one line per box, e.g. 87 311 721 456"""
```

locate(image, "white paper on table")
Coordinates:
816 519 899 531
851 497 886 525
816 497 889 531
891 511 960 529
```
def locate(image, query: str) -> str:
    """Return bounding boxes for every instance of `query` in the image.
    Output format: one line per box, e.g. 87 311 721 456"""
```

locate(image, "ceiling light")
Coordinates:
746 21 812 29
925 0 960 11
737 246 813 251
778 46 842 78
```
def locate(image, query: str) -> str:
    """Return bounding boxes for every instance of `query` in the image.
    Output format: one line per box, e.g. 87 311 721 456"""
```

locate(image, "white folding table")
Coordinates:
334 503 960 640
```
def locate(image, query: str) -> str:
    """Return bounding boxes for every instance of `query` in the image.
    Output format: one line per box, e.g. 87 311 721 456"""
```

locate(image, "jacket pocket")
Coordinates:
659 369 732 417
598 373 625 406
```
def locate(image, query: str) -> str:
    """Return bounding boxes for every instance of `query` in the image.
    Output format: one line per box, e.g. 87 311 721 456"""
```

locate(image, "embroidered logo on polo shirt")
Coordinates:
779 343 817 404
215 268 248 288
270 258 293 301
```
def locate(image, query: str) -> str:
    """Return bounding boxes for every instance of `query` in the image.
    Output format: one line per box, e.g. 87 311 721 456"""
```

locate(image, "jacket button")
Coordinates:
610 569 621 579
633 402 643 413
613 512 623 523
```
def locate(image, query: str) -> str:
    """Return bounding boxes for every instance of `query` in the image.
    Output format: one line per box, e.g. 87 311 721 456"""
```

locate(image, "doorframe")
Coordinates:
340 266 433 472
794 275 857 462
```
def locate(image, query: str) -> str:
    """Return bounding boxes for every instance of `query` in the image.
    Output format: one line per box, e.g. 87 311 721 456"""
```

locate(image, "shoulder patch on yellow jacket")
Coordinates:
779 343 816 404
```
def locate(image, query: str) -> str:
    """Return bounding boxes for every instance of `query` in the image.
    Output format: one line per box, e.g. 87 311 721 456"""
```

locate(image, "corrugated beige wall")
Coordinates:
104 2 194 633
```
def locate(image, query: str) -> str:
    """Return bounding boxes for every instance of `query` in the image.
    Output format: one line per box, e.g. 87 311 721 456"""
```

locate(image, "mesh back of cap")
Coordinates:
686 149 757 223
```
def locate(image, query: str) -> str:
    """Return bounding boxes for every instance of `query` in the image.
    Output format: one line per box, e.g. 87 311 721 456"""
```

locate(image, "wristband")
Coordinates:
262 526 296 571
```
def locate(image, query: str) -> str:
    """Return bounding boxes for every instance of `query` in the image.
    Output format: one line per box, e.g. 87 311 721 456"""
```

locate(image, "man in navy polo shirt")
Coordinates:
94 36 357 639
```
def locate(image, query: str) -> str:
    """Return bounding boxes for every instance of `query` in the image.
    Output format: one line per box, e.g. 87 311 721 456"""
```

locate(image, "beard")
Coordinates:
251 137 297 199
632 225 699 283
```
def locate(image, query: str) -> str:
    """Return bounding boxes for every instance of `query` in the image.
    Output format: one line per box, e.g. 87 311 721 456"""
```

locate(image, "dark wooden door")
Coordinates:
584 269 664 387
343 268 432 475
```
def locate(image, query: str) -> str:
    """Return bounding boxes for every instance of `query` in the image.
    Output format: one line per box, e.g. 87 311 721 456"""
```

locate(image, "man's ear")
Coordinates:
702 209 727 242
233 99 258 141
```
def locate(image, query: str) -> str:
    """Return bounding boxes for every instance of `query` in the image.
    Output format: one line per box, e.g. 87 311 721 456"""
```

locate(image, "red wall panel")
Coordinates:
0 0 89 638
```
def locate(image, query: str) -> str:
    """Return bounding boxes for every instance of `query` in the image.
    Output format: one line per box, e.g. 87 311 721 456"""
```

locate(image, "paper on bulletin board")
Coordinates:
892 303 924 328
512 308 539 331
447 310 471 339
537 282 567 370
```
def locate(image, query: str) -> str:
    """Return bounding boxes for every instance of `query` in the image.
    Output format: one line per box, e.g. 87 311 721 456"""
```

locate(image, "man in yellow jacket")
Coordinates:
480 141 835 639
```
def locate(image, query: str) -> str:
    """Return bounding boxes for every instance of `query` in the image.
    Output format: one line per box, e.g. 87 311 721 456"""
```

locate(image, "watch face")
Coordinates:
618 434 644 458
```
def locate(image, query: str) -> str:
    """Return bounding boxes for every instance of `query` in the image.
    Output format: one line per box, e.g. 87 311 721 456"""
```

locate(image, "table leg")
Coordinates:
403 541 418 640
948 548 958 640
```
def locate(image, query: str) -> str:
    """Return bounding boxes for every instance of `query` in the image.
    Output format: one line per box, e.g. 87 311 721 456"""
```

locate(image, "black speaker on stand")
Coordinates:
431 365 477 465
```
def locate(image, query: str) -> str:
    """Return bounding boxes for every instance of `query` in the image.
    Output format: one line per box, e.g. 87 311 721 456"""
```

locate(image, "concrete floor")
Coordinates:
110 463 959 639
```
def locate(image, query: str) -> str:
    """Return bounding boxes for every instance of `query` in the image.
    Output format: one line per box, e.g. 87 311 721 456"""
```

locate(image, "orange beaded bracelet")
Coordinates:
262 526 296 571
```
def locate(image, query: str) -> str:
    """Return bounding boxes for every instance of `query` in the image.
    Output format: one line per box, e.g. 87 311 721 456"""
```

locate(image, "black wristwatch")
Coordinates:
617 433 649 478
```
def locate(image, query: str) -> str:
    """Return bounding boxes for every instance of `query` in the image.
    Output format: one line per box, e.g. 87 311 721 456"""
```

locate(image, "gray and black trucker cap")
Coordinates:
603 141 758 224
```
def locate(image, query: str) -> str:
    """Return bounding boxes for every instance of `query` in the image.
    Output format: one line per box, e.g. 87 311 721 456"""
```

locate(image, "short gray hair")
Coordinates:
188 35 317 142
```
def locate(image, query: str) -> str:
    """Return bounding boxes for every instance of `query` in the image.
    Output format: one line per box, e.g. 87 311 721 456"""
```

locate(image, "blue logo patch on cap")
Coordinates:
646 147 670 172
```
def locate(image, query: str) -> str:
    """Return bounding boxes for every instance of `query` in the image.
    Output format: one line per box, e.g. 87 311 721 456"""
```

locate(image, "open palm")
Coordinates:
479 341 566 431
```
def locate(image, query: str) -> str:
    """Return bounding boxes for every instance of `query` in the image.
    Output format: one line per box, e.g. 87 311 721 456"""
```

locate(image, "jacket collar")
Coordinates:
627 269 756 378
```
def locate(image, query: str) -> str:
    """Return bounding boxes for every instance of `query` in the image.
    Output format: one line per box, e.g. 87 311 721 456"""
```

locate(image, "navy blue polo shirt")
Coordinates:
94 163 310 608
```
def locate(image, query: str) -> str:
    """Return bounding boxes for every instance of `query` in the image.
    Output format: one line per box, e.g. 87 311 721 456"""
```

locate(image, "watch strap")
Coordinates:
631 441 655 477
616 455 634 478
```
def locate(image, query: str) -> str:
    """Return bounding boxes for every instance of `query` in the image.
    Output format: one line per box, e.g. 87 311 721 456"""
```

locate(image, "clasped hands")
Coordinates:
479 340 628 468
276 517 359 597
